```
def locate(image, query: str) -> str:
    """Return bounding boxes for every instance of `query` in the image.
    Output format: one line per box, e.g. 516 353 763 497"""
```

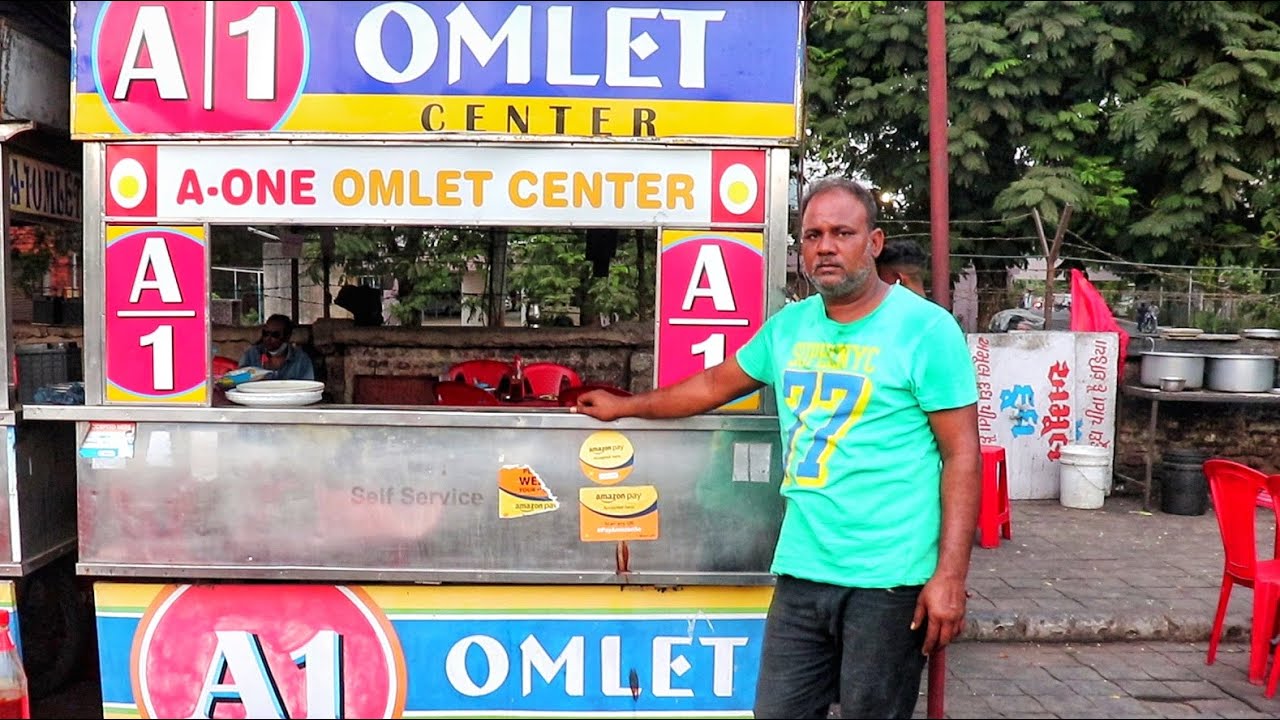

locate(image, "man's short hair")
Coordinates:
799 177 879 229
878 239 928 271
265 313 295 337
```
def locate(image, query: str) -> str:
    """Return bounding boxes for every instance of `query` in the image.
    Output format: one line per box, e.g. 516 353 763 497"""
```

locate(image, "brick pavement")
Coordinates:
914 641 1280 718
963 495 1266 644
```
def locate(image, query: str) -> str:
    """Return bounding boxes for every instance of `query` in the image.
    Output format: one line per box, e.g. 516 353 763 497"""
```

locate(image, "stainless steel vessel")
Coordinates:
1204 354 1277 393
1140 352 1206 389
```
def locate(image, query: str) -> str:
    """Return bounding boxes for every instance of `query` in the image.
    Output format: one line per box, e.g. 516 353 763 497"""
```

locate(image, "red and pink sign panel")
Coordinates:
104 225 209 404
88 1 309 135
132 585 406 719
656 230 765 411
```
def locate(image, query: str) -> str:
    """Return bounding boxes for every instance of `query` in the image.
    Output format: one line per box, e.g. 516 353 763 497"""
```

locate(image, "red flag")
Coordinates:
1070 269 1130 377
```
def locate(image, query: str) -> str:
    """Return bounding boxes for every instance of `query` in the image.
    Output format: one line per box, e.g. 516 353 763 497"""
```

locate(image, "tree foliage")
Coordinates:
805 0 1280 276
300 227 651 326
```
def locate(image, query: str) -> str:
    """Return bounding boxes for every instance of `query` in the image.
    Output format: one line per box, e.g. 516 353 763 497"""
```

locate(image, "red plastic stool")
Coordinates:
979 444 1012 548
927 647 946 718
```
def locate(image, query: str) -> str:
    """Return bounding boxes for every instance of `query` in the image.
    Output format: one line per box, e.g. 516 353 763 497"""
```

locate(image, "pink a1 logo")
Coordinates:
92 1 309 134
132 585 407 719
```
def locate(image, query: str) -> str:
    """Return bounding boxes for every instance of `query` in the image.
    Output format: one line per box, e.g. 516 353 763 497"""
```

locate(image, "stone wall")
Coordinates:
1115 340 1280 479
304 319 652 403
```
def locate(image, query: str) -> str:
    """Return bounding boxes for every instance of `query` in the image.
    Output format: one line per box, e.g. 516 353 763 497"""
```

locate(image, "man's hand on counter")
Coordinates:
571 391 631 421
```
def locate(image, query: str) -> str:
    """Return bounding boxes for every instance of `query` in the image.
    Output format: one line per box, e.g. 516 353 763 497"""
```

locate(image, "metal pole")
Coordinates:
320 228 334 319
1187 271 1192 325
290 258 300 321
927 0 952 310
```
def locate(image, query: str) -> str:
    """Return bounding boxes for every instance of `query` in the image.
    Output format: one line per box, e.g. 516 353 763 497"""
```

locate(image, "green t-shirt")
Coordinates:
735 285 978 587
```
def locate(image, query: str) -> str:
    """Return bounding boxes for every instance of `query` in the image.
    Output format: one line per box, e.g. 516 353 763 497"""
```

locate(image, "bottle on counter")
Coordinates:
0 610 28 719
507 355 526 402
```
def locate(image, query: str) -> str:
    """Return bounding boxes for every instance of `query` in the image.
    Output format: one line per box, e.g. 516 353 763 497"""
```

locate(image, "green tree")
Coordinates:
301 226 489 325
805 1 1280 282
305 227 654 326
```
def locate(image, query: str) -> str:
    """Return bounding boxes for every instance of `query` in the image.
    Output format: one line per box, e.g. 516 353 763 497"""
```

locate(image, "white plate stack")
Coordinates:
1159 327 1204 341
225 380 325 407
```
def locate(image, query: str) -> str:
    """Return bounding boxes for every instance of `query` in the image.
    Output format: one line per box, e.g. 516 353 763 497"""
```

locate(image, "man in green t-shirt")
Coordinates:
572 177 981 719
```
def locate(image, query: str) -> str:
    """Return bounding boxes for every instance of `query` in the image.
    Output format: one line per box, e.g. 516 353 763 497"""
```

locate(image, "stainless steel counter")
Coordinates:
74 416 786 584
26 403 780 431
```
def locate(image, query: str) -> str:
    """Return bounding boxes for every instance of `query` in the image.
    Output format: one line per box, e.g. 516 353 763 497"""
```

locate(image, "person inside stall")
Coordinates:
875 238 928 297
238 314 315 381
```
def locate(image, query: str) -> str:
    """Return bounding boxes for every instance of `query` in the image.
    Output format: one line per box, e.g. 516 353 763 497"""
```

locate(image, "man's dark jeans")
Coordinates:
753 575 927 719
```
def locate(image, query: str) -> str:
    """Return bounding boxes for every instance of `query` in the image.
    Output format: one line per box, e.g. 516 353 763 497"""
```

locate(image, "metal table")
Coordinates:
1120 385 1280 509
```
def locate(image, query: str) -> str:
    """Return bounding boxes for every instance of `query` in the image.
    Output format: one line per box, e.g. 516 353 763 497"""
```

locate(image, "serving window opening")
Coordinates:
208 224 658 408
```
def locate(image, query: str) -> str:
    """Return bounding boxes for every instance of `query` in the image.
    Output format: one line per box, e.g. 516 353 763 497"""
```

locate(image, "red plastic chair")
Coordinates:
213 356 239 376
522 362 582 399
558 383 632 407
446 359 515 389
434 380 500 407
1264 473 1280 697
978 445 1013 549
1203 458 1280 684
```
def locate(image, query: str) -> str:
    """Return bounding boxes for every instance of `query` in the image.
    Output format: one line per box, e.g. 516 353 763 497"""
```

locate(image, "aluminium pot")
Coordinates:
1140 352 1206 389
1204 354 1277 393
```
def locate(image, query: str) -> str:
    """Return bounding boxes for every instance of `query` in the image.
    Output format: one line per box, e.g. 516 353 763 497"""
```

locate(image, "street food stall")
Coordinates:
28 1 805 716
0 15 90 698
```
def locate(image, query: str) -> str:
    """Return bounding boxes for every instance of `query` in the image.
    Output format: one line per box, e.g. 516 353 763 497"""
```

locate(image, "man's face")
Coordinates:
260 321 287 353
800 190 884 299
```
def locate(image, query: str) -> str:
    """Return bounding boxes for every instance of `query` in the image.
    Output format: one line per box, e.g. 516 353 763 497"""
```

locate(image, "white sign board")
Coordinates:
102 144 767 227
969 332 1120 499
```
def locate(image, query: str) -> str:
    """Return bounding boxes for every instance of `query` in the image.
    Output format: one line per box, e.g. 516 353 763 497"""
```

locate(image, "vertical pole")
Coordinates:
1187 271 1192 326
927 1 952 310
487 230 509 328
0 145 12 408
320 228 334 319
290 258 300 321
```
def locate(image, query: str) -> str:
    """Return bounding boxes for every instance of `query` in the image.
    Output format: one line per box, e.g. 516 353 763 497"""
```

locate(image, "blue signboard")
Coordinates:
72 1 803 142
95 583 772 718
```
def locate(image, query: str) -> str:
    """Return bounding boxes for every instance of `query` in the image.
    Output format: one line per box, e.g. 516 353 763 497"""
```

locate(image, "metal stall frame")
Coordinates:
0 126 79 576
31 139 795 585
0 123 89 700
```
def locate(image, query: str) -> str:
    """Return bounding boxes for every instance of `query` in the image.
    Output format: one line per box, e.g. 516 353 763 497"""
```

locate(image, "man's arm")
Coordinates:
913 403 981 655
574 357 765 421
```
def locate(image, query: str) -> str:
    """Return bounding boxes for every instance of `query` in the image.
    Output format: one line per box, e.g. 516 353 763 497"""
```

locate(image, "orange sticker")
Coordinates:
579 485 659 542
498 465 559 518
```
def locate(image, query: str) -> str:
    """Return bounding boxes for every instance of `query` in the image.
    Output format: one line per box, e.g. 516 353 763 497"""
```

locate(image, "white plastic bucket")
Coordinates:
1058 444 1112 510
